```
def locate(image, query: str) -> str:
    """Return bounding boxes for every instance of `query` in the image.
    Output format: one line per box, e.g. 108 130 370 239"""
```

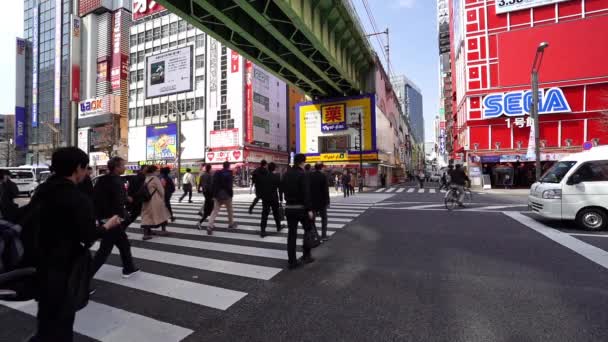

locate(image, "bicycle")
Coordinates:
444 185 473 210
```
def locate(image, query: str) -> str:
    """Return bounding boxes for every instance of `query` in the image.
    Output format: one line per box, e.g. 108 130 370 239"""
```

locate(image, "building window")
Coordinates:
137 32 145 44
129 89 136 100
137 69 144 82
137 107 143 119
196 34 205 47
129 52 136 65
170 22 178 35
138 52 145 64
144 105 151 118
195 55 204 69
153 27 160 40
195 75 204 89
187 22 194 31
145 30 153 42
128 108 135 119
186 98 194 112
187 36 195 43
153 46 160 52
137 88 144 97
145 48 152 55
178 39 186 45
253 92 270 111
169 41 177 48
161 24 169 38
195 96 204 110
130 34 137 47
178 20 187 32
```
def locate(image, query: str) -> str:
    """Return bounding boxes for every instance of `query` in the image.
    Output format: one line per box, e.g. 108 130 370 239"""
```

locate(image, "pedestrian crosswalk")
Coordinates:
1 196 372 342
375 186 447 194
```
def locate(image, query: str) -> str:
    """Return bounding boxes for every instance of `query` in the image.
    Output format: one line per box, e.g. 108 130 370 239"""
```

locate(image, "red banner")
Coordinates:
245 60 253 143
71 65 80 101
132 0 166 21
231 50 240 73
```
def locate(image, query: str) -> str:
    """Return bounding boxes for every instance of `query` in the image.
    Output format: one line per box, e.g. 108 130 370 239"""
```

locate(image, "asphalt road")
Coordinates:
2 186 608 341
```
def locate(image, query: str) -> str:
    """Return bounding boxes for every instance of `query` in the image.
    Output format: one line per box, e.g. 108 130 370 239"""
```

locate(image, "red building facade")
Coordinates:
449 0 608 184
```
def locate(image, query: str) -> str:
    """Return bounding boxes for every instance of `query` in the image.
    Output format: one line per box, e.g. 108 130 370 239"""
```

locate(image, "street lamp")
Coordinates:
531 41 549 180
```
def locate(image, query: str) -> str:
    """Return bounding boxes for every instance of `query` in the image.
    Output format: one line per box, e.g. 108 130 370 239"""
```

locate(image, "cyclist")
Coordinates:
449 164 470 207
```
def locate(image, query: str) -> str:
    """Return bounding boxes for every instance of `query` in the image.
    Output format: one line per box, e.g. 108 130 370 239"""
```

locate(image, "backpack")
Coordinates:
135 178 157 202
164 176 176 195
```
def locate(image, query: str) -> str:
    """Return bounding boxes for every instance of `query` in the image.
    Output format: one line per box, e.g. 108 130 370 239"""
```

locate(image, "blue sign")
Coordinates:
483 87 571 119
480 155 500 163
14 106 26 148
583 141 593 150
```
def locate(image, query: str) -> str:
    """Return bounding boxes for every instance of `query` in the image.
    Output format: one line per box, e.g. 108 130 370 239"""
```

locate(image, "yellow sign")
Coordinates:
305 152 379 163
296 94 375 155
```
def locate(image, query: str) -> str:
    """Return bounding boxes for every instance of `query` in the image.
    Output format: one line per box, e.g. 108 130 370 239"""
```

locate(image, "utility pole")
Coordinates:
531 42 549 180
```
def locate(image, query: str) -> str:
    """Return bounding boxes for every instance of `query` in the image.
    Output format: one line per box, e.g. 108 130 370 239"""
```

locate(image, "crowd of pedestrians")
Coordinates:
0 148 344 340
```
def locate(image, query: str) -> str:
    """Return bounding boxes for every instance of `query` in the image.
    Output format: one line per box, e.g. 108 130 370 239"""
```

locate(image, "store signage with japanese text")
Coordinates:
496 0 570 14
482 87 571 119
206 150 243 163
53 0 61 124
71 16 81 101
305 152 378 163
15 107 26 148
111 11 128 90
231 51 240 73
97 61 108 82
133 0 166 20
245 60 253 142
209 128 240 148
321 103 347 132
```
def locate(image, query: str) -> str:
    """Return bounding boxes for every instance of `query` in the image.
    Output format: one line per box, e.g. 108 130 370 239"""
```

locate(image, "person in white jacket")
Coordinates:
179 168 197 203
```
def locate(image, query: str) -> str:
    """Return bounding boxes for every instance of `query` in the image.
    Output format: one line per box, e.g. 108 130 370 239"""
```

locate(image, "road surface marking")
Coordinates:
407 188 415 193
91 243 282 280
1 300 194 342
468 205 527 211
131 221 338 235
170 212 353 223
503 212 608 271
569 233 608 238
375 188 385 192
96 265 247 310
396 188 405 193
128 233 296 260
417 189 425 193
170 208 362 217
385 188 396 193
143 217 345 229
429 189 436 194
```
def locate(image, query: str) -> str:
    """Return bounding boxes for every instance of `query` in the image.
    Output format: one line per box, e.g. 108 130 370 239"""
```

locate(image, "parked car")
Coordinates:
529 146 608 231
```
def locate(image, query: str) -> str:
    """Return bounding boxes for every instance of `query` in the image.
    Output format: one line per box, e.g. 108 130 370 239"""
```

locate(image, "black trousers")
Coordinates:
260 199 281 234
199 192 214 223
315 206 328 238
249 196 260 211
164 195 174 218
179 184 193 202
31 275 75 342
91 225 136 276
285 208 311 265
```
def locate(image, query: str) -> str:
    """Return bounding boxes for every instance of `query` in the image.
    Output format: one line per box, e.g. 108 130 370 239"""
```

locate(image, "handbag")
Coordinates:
303 221 321 249
67 246 93 311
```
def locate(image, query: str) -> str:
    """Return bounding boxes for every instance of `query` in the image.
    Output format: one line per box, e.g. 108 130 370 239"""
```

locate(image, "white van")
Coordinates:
529 146 608 231
1 165 50 197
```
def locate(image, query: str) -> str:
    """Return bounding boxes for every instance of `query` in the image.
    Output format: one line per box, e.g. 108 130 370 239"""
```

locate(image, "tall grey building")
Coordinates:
392 75 424 144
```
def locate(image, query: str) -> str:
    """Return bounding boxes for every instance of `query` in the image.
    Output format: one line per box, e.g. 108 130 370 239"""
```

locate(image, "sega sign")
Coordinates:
482 87 571 119
79 98 103 118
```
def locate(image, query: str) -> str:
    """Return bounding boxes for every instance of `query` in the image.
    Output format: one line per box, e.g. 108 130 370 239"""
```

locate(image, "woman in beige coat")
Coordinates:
141 165 171 240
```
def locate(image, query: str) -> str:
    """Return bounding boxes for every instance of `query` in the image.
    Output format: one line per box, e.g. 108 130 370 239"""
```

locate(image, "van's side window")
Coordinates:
573 160 608 182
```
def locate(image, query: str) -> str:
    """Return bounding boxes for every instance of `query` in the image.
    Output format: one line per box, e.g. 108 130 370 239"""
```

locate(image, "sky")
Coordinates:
0 1 24 115
352 0 439 142
0 0 439 141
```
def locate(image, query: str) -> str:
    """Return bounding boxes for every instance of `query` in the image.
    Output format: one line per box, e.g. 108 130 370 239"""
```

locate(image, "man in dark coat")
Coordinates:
248 160 267 214
281 154 314 269
310 163 330 241
76 166 94 198
256 162 283 238
0 169 19 221
32 147 121 341
91 157 138 278
197 164 214 229
125 165 147 226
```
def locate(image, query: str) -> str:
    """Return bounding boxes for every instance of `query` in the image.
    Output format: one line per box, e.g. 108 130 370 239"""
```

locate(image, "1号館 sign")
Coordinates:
482 87 571 119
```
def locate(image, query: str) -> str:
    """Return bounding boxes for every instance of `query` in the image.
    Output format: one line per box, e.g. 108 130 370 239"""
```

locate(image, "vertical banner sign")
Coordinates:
111 10 122 90
54 0 62 124
15 38 27 148
32 0 39 127
526 118 536 160
320 103 347 132
245 60 253 143
15 107 27 149
231 50 240 73
70 16 81 101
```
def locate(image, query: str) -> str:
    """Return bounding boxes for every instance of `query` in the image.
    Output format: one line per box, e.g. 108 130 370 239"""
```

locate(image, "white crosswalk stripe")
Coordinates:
429 189 436 194
1 198 372 342
396 188 405 193
372 187 446 194
407 188 415 193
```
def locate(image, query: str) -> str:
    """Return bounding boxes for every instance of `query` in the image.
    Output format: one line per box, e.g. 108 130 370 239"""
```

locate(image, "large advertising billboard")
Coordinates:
146 46 193 98
133 0 166 21
495 0 570 14
296 94 377 163
146 123 177 160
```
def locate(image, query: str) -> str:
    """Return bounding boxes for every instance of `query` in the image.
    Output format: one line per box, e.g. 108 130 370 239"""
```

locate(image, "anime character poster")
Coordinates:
146 123 177 160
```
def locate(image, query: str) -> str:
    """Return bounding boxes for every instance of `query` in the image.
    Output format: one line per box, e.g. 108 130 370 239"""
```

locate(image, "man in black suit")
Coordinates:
310 163 330 241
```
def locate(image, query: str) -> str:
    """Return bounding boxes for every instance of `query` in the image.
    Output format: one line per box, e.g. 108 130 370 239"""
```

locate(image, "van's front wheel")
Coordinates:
576 208 608 231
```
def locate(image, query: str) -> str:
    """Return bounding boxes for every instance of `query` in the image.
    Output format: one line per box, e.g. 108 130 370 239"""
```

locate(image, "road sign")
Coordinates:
583 141 593 150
